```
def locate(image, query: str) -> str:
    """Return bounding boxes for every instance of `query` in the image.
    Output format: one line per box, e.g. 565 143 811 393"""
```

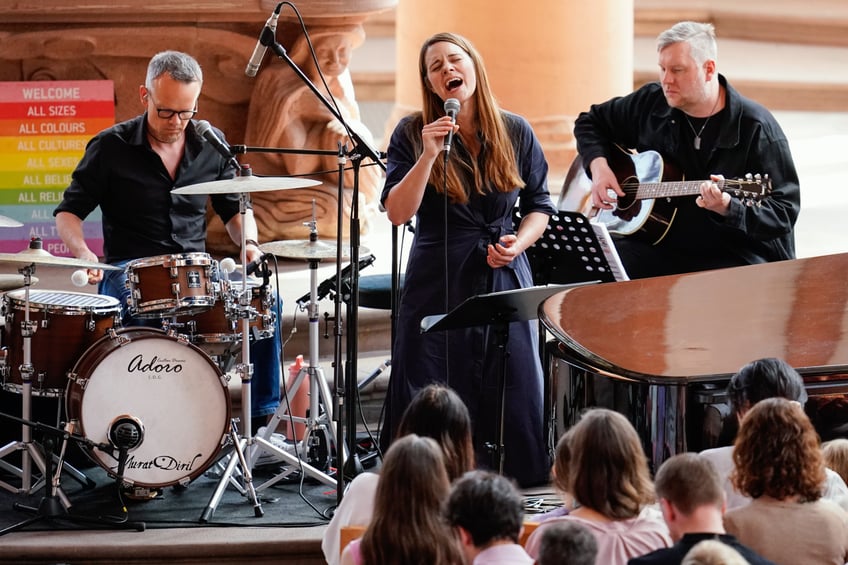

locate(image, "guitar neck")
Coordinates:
635 179 723 200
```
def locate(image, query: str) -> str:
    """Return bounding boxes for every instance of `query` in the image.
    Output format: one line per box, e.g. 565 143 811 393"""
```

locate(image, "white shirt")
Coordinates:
321 472 380 565
699 445 848 511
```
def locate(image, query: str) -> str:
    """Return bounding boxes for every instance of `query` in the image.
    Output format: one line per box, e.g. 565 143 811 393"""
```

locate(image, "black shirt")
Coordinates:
628 532 777 565
54 114 242 263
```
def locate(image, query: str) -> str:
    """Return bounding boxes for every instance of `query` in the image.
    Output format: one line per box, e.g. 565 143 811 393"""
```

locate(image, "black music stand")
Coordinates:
420 283 592 474
516 210 628 284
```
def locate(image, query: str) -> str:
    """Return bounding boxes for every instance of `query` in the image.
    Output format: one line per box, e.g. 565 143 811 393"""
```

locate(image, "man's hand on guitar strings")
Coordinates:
697 175 731 216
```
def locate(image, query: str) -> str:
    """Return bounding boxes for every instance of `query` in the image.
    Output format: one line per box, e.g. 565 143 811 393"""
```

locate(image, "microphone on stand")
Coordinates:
245 2 283 78
108 415 144 483
195 120 239 169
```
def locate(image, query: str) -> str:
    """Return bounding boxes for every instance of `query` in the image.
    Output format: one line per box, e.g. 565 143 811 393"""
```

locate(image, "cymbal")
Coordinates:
261 239 370 261
0 274 38 291
171 175 321 195
0 247 120 270
0 214 22 228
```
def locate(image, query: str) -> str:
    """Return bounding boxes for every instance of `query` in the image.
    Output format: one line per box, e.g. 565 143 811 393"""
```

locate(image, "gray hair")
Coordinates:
145 51 203 91
657 21 717 65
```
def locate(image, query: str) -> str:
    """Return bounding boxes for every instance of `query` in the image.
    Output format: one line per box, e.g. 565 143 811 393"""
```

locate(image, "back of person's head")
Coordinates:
445 470 523 547
656 21 717 64
362 434 462 564
146 50 202 89
681 539 751 565
396 384 475 480
727 357 807 415
822 438 848 485
731 397 825 502
554 408 654 520
654 453 724 514
535 520 598 565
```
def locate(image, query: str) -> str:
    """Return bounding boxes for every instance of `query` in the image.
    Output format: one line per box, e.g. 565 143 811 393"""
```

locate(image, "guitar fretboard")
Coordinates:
634 180 726 200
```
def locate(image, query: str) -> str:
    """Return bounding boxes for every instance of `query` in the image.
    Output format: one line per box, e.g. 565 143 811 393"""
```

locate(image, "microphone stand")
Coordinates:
262 32 386 504
0 413 145 535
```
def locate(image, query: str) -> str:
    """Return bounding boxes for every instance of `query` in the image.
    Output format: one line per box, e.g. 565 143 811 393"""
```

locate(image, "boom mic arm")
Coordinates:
296 254 376 307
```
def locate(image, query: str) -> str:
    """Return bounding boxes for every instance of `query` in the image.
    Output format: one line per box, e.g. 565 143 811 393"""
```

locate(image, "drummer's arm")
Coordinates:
55 211 102 283
223 208 261 263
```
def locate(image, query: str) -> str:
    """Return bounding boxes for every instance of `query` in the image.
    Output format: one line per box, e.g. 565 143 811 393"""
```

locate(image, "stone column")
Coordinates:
392 0 633 183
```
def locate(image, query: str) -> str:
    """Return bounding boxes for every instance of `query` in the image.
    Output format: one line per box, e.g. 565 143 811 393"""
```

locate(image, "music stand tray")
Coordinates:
420 282 593 474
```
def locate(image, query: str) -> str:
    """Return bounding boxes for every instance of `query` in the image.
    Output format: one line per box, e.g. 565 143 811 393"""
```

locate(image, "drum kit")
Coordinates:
0 173 364 524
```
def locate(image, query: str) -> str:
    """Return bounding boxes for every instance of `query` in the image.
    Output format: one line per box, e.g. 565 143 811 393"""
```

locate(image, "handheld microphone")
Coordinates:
245 3 282 78
443 98 460 155
195 120 238 168
71 269 88 287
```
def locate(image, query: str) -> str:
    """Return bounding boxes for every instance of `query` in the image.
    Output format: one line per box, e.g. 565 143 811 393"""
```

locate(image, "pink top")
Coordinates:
525 507 671 565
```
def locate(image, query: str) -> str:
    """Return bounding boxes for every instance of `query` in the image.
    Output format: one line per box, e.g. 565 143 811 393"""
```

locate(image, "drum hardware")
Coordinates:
0 413 145 536
249 216 343 493
0 238 119 496
260 239 369 262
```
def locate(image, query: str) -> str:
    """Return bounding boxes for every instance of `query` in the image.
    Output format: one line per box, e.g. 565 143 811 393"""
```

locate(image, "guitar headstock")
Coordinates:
725 174 772 206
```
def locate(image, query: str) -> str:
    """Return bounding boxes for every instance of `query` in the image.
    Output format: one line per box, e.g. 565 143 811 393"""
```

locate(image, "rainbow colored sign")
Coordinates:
0 80 114 255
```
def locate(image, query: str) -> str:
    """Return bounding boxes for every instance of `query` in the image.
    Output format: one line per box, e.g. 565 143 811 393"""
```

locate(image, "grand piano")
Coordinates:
540 252 848 471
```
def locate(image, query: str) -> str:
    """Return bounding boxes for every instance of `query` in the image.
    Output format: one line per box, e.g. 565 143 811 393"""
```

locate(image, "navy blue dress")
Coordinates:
380 111 557 487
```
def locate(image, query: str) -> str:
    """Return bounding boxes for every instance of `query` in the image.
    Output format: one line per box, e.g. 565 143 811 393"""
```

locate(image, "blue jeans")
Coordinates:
99 261 282 419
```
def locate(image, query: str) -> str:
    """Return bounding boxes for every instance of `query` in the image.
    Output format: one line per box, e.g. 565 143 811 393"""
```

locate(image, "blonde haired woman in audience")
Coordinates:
525 408 671 564
724 397 848 565
822 438 848 487
340 434 464 565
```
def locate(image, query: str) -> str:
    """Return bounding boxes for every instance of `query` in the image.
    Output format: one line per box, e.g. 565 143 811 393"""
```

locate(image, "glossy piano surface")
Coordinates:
541 253 848 383
540 253 848 469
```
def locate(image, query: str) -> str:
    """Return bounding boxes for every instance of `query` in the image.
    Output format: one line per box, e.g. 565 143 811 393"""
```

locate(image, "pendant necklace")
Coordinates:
684 93 720 150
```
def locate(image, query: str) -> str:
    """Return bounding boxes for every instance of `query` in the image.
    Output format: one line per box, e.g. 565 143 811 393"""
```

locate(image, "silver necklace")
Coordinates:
684 94 720 150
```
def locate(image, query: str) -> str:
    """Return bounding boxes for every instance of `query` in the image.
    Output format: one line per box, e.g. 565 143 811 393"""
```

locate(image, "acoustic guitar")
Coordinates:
559 148 772 245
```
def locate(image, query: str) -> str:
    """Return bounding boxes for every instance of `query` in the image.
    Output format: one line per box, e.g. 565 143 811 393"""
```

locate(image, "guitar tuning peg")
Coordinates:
745 173 753 181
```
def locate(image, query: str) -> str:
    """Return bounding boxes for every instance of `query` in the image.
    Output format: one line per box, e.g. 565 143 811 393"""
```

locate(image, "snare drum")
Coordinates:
66 328 230 488
1 290 120 396
179 281 276 356
126 252 217 318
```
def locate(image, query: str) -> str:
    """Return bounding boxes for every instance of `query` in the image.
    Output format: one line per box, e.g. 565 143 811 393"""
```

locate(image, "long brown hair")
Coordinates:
360 435 464 564
417 32 524 204
554 408 655 519
395 384 475 481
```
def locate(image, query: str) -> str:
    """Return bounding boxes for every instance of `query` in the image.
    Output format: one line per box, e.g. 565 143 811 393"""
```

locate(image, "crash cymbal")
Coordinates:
0 214 22 228
0 246 120 270
0 274 37 291
171 175 321 195
261 239 369 261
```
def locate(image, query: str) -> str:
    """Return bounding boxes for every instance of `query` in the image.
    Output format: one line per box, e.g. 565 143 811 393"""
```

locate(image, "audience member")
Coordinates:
724 398 848 565
681 540 751 565
628 453 775 565
323 384 475 564
535 520 598 565
525 409 671 564
339 434 464 565
445 470 533 564
700 357 848 511
822 438 848 486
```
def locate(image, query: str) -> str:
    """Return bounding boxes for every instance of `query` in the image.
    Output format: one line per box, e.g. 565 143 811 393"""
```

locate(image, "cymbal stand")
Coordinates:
200 182 264 522
252 218 339 490
0 263 56 498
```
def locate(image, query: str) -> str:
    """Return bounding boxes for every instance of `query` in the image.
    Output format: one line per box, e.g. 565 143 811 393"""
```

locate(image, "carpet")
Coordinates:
0 446 342 534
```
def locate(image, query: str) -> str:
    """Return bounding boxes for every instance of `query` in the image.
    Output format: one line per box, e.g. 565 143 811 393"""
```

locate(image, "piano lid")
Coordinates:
540 253 848 383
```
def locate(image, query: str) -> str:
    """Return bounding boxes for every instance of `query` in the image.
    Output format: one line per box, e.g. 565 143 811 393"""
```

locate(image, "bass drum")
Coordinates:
66 328 230 488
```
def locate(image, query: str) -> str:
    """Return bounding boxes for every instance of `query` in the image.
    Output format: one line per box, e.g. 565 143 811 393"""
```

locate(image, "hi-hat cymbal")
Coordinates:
172 175 321 195
0 274 38 291
0 247 120 270
261 239 370 261
0 214 22 228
